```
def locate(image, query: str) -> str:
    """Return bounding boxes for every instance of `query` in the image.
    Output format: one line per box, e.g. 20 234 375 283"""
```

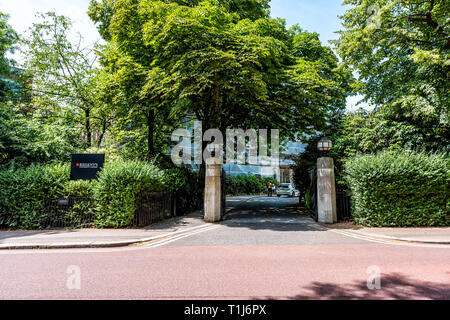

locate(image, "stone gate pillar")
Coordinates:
317 157 337 224
204 157 222 222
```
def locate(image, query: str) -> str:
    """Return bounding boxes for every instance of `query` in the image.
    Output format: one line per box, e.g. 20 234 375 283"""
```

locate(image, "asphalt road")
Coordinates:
0 196 449 299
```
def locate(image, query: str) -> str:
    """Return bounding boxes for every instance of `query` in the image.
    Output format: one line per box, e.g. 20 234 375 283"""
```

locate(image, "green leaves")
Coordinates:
225 174 277 196
21 12 102 147
89 0 351 153
93 159 165 227
0 163 70 229
0 12 18 99
0 102 85 168
334 0 449 135
0 12 17 72
344 151 449 227
335 105 449 157
0 159 202 229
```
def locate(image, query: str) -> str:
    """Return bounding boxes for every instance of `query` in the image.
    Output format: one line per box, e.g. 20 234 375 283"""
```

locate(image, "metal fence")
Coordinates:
43 196 96 228
35 191 192 229
133 192 175 227
220 168 226 220
336 187 352 222
309 168 318 221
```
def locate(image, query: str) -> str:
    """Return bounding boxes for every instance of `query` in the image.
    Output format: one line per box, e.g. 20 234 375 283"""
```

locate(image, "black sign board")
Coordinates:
70 153 105 180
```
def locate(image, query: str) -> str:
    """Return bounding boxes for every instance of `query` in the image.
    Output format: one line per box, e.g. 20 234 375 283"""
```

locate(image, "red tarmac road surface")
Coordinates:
0 197 449 300
0 242 449 299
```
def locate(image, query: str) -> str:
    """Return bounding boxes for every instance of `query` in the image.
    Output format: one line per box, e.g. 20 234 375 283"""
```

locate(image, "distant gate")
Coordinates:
309 168 318 221
220 168 226 220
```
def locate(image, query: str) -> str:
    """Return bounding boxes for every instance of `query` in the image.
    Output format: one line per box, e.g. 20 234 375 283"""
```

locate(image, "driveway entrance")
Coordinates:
224 195 304 224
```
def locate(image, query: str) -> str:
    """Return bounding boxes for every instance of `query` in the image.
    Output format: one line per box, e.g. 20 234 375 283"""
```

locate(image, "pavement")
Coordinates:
0 195 448 249
0 211 210 249
321 224 450 245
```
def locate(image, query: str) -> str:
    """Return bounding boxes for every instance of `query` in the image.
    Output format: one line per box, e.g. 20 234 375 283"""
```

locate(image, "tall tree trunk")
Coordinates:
198 118 217 190
85 109 92 147
146 109 155 160
213 73 221 127
97 117 107 148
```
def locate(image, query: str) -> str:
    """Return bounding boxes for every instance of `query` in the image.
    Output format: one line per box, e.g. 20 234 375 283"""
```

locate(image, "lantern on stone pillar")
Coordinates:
317 136 332 153
316 136 337 224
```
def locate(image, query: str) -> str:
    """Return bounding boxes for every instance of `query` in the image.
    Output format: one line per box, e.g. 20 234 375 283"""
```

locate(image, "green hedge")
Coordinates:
163 167 203 214
93 160 166 228
0 163 69 229
225 174 278 196
344 151 449 227
0 160 202 229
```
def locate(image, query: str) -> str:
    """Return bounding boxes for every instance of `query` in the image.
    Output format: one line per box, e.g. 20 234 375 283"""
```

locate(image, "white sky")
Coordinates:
1 0 98 43
0 0 369 111
1 0 100 63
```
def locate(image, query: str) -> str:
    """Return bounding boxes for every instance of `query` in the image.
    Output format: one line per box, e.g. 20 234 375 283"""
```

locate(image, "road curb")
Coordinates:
0 223 215 250
320 225 450 245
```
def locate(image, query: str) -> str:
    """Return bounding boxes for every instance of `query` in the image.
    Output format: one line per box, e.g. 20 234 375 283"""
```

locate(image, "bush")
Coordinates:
0 163 69 229
63 179 96 197
93 160 166 228
62 179 98 227
163 167 203 213
344 151 449 227
225 174 278 196
0 160 203 229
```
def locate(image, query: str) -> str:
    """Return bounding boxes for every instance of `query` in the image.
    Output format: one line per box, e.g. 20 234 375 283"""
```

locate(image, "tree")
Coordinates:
333 0 449 143
0 101 84 168
0 12 19 99
289 26 352 132
89 0 180 159
332 106 449 158
88 0 271 41
22 12 105 147
139 1 351 135
89 0 351 164
290 101 449 201
289 109 346 200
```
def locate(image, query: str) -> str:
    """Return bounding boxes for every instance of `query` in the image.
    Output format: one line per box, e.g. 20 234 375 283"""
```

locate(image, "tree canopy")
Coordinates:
0 12 18 99
333 0 449 142
21 12 110 147
88 0 351 162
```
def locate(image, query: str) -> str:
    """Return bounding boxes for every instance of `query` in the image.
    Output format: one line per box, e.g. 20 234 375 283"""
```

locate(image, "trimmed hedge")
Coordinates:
93 160 166 228
225 174 278 196
344 151 449 227
0 160 202 229
0 163 69 229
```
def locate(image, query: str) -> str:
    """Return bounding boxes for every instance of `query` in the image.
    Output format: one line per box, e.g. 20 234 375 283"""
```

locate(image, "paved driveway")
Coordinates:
166 195 364 246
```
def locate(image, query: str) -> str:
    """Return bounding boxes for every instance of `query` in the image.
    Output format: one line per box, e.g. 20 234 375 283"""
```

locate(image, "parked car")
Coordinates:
276 183 300 197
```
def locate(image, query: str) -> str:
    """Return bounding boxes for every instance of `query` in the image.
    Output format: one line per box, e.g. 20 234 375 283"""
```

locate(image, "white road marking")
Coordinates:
0 223 221 254
329 229 449 248
143 225 221 248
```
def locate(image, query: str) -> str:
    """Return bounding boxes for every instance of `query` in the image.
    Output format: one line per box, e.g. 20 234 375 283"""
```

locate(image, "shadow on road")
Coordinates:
222 196 324 232
288 273 450 299
143 211 205 231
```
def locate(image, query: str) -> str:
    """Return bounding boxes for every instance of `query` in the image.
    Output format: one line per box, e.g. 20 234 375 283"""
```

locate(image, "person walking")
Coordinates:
267 181 273 197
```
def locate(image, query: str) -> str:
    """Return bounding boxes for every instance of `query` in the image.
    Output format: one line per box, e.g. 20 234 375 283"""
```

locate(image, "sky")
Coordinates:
0 0 367 110
270 0 347 44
